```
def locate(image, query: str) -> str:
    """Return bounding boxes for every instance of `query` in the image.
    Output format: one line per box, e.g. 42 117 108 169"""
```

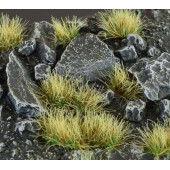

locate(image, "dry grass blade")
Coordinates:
0 13 27 52
138 119 170 159
34 72 105 112
105 65 142 100
97 9 146 39
37 108 131 150
51 16 87 46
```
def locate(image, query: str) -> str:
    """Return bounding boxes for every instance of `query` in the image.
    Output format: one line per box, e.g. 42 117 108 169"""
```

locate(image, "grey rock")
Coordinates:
105 90 115 105
129 52 170 101
30 21 54 43
55 33 120 82
0 105 2 121
125 99 146 122
118 45 138 61
0 142 5 152
126 34 147 51
37 42 56 66
6 51 42 117
34 64 51 80
0 84 3 98
148 47 161 57
15 119 40 136
158 99 170 119
18 39 36 56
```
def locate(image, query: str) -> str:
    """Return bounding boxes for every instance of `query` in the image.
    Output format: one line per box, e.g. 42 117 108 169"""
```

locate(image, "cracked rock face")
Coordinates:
125 99 146 122
34 64 51 80
18 39 36 56
55 33 120 82
118 45 138 61
130 52 170 101
37 42 56 66
6 52 41 117
126 34 147 51
158 99 170 119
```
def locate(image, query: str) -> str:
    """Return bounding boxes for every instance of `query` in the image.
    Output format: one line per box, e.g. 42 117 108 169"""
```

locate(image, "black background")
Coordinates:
0 9 103 23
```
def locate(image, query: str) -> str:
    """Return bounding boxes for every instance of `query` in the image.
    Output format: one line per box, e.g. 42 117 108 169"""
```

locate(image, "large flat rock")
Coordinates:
6 52 41 117
129 52 170 101
55 33 120 82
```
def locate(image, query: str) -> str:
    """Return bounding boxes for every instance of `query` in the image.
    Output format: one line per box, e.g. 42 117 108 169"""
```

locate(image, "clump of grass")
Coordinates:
51 16 87 46
104 65 142 100
97 9 146 39
37 108 131 150
138 120 170 159
0 13 27 52
35 73 104 112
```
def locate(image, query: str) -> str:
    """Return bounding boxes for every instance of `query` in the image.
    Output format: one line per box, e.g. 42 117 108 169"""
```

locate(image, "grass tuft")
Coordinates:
104 65 142 100
35 72 104 112
138 120 170 159
37 108 131 150
97 9 146 39
0 13 27 52
51 16 87 46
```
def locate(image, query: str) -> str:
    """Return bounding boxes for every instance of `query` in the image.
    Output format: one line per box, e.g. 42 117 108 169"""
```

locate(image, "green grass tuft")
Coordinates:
51 16 87 46
0 13 27 52
37 108 131 150
104 65 142 100
138 119 170 159
97 9 146 39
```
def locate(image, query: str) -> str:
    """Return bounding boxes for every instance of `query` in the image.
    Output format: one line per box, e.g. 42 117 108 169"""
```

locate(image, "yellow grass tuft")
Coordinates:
37 108 131 150
105 65 142 100
138 119 170 159
35 73 104 112
0 13 27 52
97 9 146 39
51 16 87 46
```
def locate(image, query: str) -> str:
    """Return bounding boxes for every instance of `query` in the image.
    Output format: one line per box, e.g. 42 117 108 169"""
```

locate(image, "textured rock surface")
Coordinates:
126 34 147 51
14 119 40 136
34 64 51 80
158 99 170 119
125 99 146 122
37 42 56 66
18 39 36 56
55 33 120 82
0 105 2 122
130 52 170 101
118 45 138 61
0 84 3 99
148 46 161 57
6 52 41 117
105 90 115 105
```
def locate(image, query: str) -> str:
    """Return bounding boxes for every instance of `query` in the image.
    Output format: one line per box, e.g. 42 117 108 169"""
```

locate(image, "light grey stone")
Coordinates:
125 99 146 121
118 45 138 61
34 64 51 80
6 51 42 117
55 33 120 82
126 34 147 51
18 38 36 56
148 46 161 57
158 99 170 119
15 119 40 136
105 90 115 105
129 53 170 101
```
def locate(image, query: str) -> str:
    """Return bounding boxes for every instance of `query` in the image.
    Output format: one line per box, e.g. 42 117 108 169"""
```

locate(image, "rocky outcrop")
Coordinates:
125 99 146 122
129 52 170 101
118 45 138 61
37 42 56 66
34 64 51 80
158 99 170 119
18 39 36 56
55 33 120 82
6 52 42 117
